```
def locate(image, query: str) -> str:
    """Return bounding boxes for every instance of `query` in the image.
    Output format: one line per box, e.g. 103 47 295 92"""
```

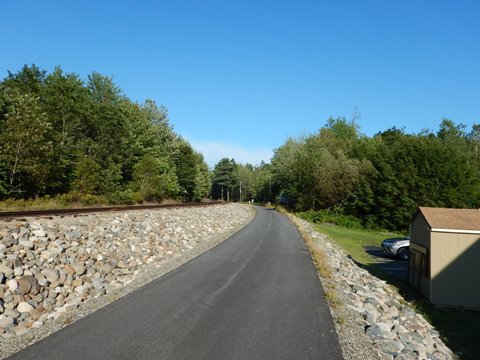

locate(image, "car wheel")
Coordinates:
397 247 409 261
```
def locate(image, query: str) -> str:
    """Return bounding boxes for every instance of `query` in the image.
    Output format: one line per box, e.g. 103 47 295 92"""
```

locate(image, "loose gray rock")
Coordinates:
377 339 405 356
366 323 393 340
0 264 13 277
0 317 15 328
3 309 20 319
41 269 59 283
70 262 86 276
32 229 47 238
17 302 34 313
6 279 18 293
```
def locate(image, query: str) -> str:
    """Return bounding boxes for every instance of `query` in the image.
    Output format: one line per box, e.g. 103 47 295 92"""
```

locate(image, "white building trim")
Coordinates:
431 228 480 235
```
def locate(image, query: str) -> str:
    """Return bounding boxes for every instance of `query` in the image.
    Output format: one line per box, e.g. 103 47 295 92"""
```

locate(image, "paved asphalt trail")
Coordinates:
9 207 343 360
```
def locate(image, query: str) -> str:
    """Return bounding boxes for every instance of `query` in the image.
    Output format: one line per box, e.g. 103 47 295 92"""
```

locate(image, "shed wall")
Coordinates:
411 214 430 248
409 214 431 298
430 232 480 309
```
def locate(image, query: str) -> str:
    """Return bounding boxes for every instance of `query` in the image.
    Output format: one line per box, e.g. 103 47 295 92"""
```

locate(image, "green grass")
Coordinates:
0 193 175 211
312 222 480 360
0 197 70 211
314 223 399 266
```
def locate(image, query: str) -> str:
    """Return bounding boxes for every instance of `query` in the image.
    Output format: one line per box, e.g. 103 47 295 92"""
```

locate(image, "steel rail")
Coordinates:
0 201 225 221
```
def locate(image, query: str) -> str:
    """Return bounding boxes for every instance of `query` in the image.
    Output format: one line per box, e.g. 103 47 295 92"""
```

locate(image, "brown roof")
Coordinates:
418 207 480 231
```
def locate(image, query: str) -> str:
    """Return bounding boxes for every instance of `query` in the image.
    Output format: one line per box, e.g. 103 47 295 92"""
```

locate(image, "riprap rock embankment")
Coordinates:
291 216 455 360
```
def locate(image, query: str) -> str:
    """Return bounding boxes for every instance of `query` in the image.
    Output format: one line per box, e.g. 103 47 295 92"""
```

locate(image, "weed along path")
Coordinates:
8 207 342 360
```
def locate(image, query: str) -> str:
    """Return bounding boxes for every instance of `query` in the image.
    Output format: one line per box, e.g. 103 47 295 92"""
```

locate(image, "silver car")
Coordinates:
381 237 410 260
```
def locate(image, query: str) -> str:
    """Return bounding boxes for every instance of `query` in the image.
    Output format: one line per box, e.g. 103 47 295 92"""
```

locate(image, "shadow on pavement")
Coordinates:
363 246 408 280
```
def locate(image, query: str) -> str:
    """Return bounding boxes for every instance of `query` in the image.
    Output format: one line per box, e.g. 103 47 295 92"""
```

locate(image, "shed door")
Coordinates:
408 243 428 297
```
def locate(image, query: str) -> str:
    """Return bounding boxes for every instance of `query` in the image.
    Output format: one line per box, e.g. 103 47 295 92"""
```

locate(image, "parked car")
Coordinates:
381 237 410 260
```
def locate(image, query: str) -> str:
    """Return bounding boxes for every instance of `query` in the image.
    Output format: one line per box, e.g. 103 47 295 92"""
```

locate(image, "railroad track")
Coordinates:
0 201 225 222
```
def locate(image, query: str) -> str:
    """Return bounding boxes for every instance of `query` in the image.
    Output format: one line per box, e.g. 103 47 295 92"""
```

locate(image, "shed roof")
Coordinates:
418 207 480 232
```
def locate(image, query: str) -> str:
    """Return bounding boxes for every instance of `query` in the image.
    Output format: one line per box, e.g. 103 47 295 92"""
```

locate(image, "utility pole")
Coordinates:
226 174 229 202
269 174 272 201
239 180 242 203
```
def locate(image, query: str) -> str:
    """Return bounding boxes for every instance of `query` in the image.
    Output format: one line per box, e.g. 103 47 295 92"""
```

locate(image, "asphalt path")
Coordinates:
9 207 343 360
364 246 408 279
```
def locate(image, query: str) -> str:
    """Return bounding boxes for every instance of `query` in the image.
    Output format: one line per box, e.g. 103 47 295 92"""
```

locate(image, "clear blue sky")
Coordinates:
2 1 479 166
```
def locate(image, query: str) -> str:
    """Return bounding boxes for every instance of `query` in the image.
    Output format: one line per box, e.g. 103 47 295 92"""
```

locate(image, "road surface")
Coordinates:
364 246 408 279
9 207 343 360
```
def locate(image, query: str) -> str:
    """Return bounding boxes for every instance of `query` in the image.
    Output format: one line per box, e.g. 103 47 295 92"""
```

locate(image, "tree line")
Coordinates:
2 65 478 231
210 158 272 204
0 65 211 204
211 117 480 231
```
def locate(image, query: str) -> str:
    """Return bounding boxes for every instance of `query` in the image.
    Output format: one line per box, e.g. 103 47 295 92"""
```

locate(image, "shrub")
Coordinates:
80 194 105 206
297 209 364 230
107 189 135 205
57 192 82 206
73 157 102 195
131 191 145 204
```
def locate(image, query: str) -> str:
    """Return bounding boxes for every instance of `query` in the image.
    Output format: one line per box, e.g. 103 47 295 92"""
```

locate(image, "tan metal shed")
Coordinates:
409 207 480 309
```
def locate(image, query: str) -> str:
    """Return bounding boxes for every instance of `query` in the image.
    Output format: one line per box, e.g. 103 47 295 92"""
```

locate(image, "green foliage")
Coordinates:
55 192 81 206
348 128 480 229
0 65 211 204
211 158 236 201
0 163 7 197
207 158 268 203
229 164 252 202
3 64 46 94
271 118 369 210
87 72 123 104
73 157 102 194
80 194 105 206
42 67 90 194
173 140 198 201
271 138 303 207
271 117 480 231
0 89 52 197
193 154 211 201
0 192 108 210
99 163 123 195
106 190 136 205
131 155 179 201
209 159 274 204
297 209 364 230
252 162 273 203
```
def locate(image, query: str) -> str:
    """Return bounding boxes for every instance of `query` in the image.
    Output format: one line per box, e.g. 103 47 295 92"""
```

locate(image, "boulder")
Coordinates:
4 308 20 319
17 301 34 313
16 276 38 295
0 316 15 329
64 264 76 275
13 267 24 276
6 279 18 292
41 268 60 283
377 340 405 356
18 240 34 249
0 264 13 277
35 273 49 286
70 262 86 276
